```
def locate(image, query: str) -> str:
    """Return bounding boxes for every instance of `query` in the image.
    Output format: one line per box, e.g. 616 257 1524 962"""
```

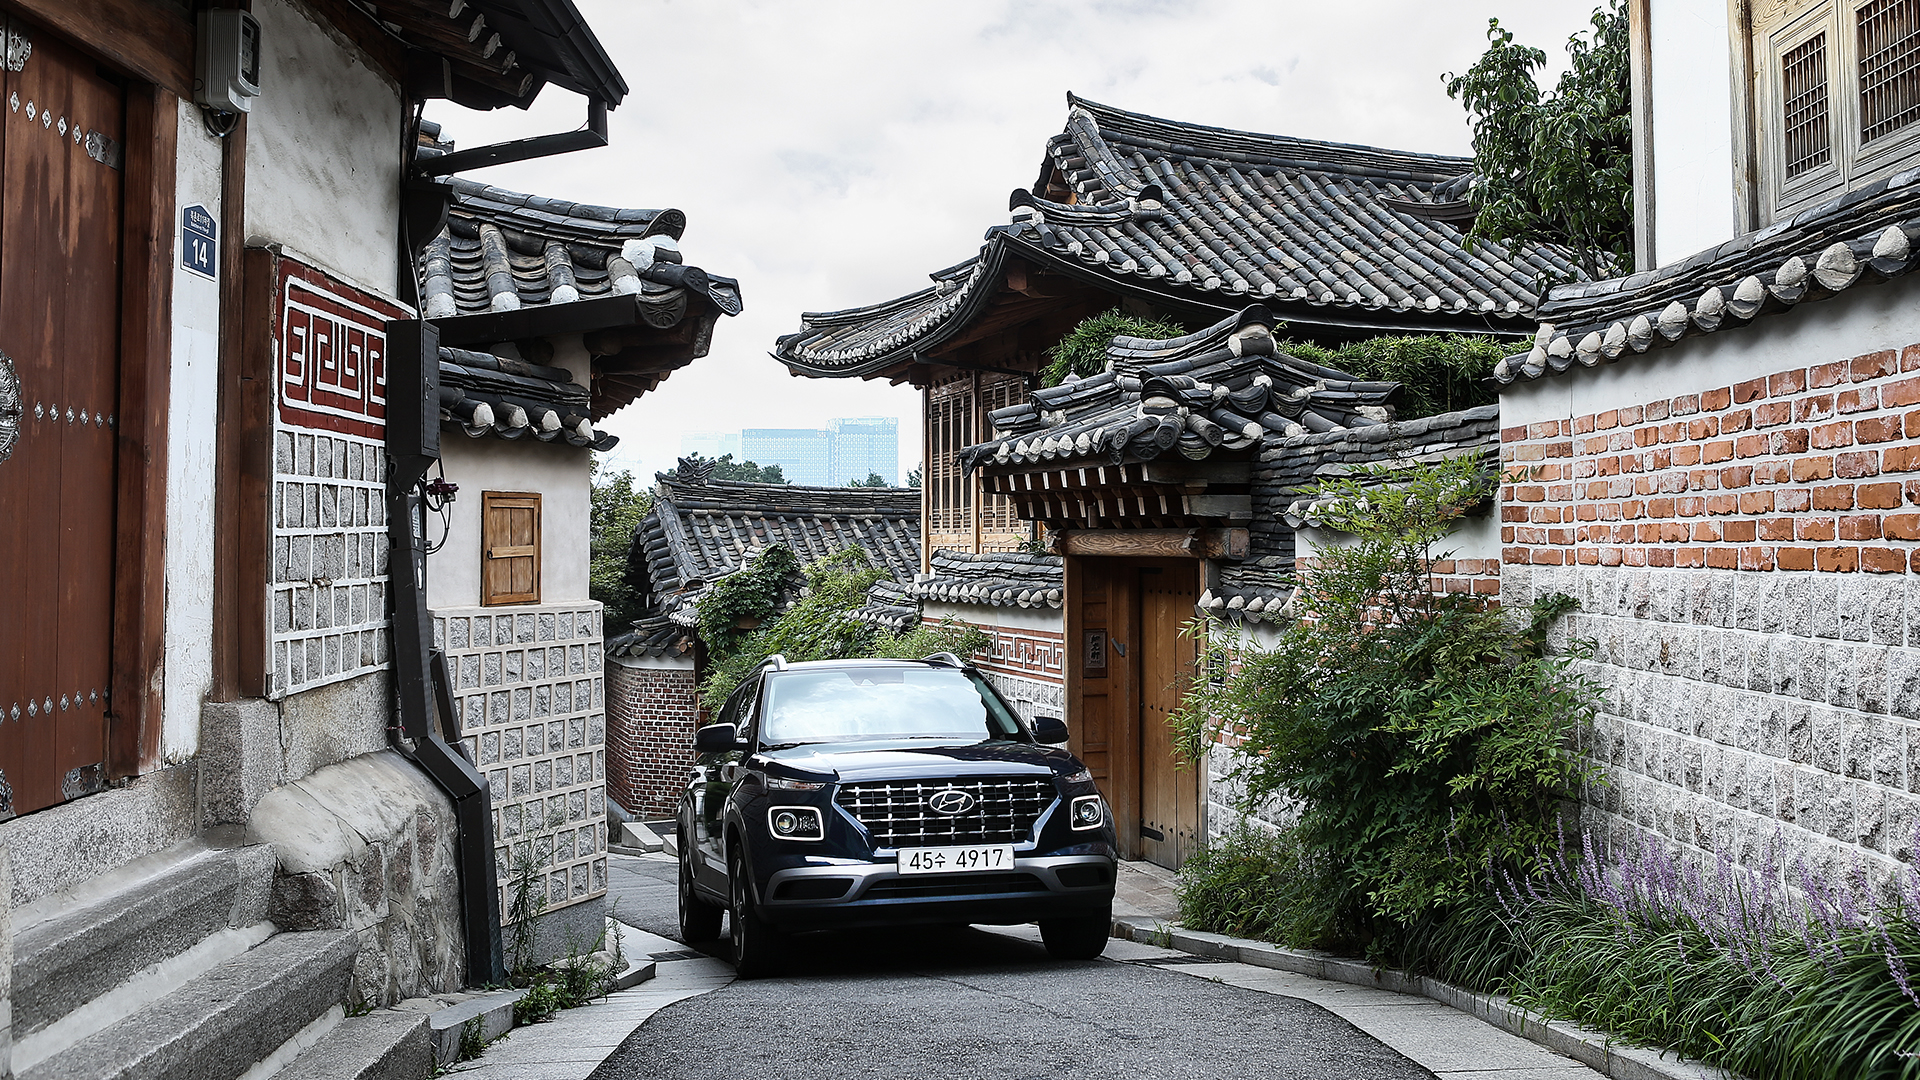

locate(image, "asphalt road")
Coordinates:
593 853 1435 1080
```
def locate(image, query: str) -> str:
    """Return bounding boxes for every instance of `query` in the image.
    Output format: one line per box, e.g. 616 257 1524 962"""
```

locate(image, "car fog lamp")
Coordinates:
1070 794 1105 830
767 805 824 841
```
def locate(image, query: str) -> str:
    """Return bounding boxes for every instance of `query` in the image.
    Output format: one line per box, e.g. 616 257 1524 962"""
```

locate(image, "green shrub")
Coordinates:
1176 823 1352 948
1173 454 1601 949
1041 309 1185 387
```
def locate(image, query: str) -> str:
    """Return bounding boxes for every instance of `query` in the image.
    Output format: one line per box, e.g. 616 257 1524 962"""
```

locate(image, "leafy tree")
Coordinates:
1444 2 1631 277
1172 455 1600 948
693 545 988 709
588 461 652 632
663 453 788 484
905 465 922 488
1277 334 1507 419
1042 308 1186 387
846 472 891 488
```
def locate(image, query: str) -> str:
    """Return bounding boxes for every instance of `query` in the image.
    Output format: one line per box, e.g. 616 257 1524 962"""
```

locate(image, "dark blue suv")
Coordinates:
675 654 1118 976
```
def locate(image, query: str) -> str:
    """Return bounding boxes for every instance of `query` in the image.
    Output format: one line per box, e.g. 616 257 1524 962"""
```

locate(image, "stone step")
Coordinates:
425 988 526 1069
10 839 276 1042
19 929 357 1080
610 821 663 855
278 1010 432 1080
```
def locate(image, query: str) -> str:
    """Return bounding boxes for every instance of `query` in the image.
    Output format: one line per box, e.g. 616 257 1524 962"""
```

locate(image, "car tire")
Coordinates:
1039 911 1112 960
677 832 724 942
728 846 784 978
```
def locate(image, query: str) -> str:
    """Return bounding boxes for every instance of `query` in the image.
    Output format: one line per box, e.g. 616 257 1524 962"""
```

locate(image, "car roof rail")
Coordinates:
762 653 788 671
921 651 964 668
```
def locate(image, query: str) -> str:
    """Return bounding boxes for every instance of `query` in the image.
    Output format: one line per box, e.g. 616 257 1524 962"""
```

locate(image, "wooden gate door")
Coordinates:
0 15 126 818
1137 562 1199 869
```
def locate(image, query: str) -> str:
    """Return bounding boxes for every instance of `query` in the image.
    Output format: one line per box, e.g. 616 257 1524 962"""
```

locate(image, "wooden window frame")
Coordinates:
480 491 541 607
1752 0 1920 222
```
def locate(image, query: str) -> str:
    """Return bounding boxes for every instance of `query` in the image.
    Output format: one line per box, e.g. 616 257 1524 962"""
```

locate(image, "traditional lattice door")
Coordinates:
0 15 125 817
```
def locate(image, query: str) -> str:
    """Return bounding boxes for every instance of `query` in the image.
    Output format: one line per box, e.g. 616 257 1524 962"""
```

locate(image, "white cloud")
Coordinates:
429 0 1600 483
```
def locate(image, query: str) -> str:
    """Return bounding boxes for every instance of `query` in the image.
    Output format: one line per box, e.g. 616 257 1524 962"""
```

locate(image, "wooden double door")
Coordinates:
1065 557 1201 870
0 12 127 818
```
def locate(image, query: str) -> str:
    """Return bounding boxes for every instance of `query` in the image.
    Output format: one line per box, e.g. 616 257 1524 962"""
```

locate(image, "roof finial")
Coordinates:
676 454 715 485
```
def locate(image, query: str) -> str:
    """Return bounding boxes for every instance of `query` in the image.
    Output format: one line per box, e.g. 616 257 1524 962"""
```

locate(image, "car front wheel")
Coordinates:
1039 910 1112 960
677 830 723 942
728 846 783 978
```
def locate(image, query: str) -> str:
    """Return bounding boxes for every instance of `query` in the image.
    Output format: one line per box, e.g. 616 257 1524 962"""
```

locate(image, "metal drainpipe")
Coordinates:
384 318 507 987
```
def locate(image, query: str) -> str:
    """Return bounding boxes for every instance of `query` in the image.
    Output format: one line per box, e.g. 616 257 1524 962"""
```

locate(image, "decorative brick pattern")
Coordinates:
605 658 698 819
971 623 1066 683
1499 345 1920 573
434 604 607 917
270 428 389 698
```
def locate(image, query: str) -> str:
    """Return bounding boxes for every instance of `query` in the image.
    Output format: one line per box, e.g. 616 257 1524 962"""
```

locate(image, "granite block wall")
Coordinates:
433 605 607 920
604 657 698 819
270 428 389 699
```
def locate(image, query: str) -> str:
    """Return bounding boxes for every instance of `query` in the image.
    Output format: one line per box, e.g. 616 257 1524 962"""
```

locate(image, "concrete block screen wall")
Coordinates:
605 656 698 819
435 606 608 924
1500 341 1920 877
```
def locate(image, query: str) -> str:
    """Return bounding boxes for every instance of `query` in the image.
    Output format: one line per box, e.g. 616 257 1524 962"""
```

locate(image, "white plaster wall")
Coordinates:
161 100 227 758
1648 0 1739 265
1294 508 1500 565
922 601 1063 633
244 0 402 292
427 437 592 609
1516 271 1920 429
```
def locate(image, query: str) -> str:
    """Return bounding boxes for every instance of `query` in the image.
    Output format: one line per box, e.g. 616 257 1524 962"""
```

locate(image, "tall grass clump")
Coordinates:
1175 823 1351 946
1483 830 1920 1080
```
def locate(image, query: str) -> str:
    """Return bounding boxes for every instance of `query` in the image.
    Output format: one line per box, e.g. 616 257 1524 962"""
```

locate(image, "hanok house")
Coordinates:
603 462 921 818
417 171 739 956
0 1 711 1076
774 95 1578 868
1485 1 1920 879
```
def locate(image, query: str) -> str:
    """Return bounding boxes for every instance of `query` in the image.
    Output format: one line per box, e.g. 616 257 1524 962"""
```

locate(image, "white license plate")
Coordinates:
896 844 1016 875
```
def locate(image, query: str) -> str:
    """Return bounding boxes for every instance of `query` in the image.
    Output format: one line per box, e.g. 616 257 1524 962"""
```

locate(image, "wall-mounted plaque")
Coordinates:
1083 629 1107 676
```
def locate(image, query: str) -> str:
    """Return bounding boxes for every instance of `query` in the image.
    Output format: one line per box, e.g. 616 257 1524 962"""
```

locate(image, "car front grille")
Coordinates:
834 776 1056 848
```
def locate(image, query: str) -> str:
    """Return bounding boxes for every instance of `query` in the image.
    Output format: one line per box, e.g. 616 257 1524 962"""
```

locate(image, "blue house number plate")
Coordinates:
182 204 216 280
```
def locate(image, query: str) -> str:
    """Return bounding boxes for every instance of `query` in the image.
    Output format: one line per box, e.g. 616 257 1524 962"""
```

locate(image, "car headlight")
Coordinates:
1070 794 1105 830
767 805 825 841
1061 767 1093 786
766 776 826 791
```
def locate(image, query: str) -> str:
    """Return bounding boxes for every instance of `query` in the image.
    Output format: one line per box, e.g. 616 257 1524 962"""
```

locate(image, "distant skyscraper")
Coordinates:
740 428 835 486
830 417 898 485
678 431 741 459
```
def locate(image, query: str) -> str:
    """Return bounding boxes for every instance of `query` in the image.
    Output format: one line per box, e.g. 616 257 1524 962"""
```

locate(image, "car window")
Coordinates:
736 675 763 747
759 668 1024 745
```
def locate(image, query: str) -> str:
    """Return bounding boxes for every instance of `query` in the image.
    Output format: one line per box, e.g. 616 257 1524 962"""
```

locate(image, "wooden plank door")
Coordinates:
1137 562 1199 869
0 14 126 817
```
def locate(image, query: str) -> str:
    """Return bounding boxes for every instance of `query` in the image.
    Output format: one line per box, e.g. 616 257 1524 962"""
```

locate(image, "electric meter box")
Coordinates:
195 10 262 114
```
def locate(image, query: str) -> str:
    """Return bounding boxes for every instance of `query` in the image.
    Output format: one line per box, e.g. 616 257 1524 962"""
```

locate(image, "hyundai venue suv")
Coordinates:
675 653 1118 976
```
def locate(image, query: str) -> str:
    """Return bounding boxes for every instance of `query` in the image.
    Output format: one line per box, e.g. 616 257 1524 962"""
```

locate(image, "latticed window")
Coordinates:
977 374 1025 549
926 375 974 543
1757 0 1920 218
1784 33 1833 177
1860 0 1920 141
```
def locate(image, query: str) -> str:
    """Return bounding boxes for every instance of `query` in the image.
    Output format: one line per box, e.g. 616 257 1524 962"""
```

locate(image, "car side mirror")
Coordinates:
694 723 743 754
1032 716 1069 744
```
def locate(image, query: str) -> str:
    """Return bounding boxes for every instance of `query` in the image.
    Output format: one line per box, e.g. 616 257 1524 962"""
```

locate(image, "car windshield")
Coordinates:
758 668 1024 745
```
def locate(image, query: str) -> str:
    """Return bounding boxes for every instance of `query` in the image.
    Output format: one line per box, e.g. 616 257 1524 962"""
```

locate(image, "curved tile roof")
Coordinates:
960 306 1399 471
437 346 616 452
1499 172 1920 383
776 95 1584 379
911 550 1064 610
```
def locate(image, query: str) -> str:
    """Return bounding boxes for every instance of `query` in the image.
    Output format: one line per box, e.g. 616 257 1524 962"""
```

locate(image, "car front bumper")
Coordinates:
754 851 1117 931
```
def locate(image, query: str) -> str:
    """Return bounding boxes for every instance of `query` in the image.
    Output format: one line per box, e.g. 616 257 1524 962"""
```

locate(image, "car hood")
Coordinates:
760 740 1075 783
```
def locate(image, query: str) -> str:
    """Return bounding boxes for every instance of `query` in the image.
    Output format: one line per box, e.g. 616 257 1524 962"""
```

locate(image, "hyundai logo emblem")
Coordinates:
928 788 975 815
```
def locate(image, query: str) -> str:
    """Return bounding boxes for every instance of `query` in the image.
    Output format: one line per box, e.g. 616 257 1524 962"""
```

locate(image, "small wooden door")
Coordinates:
0 15 126 817
1137 564 1199 869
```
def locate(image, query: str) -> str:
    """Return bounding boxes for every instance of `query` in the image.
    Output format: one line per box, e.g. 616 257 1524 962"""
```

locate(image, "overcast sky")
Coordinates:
427 0 1597 485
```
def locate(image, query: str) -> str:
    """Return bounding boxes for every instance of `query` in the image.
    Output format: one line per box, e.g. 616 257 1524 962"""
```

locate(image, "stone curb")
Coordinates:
1110 918 1738 1080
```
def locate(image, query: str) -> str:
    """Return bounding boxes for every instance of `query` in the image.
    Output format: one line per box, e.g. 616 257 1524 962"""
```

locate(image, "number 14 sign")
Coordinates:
182 204 217 280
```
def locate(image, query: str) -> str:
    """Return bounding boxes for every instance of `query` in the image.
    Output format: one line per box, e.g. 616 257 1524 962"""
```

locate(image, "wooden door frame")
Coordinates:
1 0 193 779
1064 553 1202 862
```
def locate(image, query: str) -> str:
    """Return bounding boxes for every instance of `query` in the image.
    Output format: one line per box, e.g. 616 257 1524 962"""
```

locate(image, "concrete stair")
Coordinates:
8 838 433 1080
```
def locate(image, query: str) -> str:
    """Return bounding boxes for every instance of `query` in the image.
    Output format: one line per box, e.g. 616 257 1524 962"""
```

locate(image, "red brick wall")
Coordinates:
605 660 698 818
1501 345 1920 573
